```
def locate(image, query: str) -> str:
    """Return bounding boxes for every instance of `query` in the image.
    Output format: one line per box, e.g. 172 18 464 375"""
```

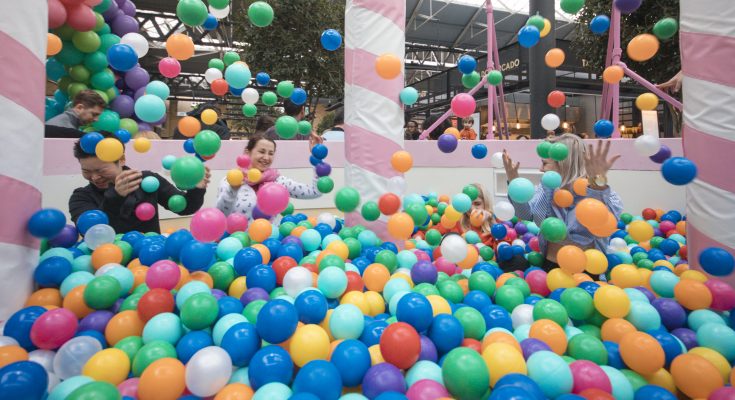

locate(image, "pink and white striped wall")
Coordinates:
0 2 46 321
681 0 735 286
344 0 405 240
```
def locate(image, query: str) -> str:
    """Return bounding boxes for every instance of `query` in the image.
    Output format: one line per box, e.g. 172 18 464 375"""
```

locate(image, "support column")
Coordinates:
680 0 735 285
529 0 556 138
0 1 46 321
344 0 405 239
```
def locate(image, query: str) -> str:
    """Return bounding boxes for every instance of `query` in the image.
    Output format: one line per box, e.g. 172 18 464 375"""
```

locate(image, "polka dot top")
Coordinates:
216 174 322 220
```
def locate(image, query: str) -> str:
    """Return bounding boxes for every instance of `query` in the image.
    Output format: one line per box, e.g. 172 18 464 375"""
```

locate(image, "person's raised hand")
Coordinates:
584 140 621 187
656 70 683 94
309 130 324 151
114 170 142 197
502 149 520 181
196 166 211 189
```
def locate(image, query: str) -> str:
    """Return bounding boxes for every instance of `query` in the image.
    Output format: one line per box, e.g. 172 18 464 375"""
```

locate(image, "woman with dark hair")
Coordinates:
215 135 321 220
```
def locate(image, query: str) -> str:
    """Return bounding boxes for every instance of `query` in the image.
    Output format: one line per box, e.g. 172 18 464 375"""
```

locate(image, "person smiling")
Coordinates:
216 135 322 220
69 133 211 233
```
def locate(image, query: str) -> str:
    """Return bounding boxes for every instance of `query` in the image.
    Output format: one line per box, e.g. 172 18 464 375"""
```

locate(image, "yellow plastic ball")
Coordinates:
610 264 642 288
201 108 218 125
228 276 247 299
95 138 124 162
227 169 244 187
482 343 527 387
680 269 708 283
636 93 659 111
689 347 732 382
652 260 674 271
584 249 608 275
133 137 151 153
444 205 462 222
594 285 631 318
82 348 130 385
325 241 349 260
340 291 370 315
365 291 386 316
628 221 654 243
546 268 576 291
368 344 385 366
540 18 552 38
391 272 414 288
426 294 451 316
289 324 330 367
247 168 262 183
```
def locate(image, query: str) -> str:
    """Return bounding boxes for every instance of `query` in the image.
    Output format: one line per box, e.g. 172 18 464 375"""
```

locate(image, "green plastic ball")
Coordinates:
335 187 361 212
536 141 552 158
298 120 312 135
181 292 219 330
176 0 209 27
114 335 143 362
437 280 464 304
93 109 120 132
132 340 177 376
223 51 240 66
72 31 101 53
84 275 121 309
209 0 229 9
442 348 490 400
275 116 298 139
375 250 398 273
243 299 266 323
209 58 225 71
533 298 569 327
462 185 479 201
549 142 569 161
84 51 109 72
248 1 274 27
468 271 496 297
317 176 334 194
67 382 120 400
208 262 235 291
454 307 486 340
527 14 545 30
567 333 608 365
170 157 205 190
461 71 482 89
361 201 380 221
276 81 295 98
653 18 678 40
69 65 91 83
479 246 495 261
560 0 585 14
262 91 277 106
193 130 222 157
242 103 257 117
540 217 568 243
487 70 503 86
281 203 294 216
560 287 594 321
495 285 525 312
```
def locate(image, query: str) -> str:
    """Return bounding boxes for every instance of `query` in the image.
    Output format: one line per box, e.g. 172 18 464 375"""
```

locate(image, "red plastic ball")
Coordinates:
137 288 175 322
379 322 421 369
272 256 297 285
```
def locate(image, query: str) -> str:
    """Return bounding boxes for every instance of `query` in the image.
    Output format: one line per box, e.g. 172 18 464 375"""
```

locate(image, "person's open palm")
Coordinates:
309 130 324 151
196 166 212 189
502 150 520 181
656 71 683 94
584 140 621 179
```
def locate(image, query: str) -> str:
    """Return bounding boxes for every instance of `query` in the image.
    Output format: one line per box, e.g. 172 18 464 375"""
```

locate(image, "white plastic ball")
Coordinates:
634 134 661 156
494 201 516 221
241 88 259 104
511 304 535 328
283 266 313 298
120 33 149 58
204 68 223 84
491 152 504 169
440 234 468 263
541 113 561 131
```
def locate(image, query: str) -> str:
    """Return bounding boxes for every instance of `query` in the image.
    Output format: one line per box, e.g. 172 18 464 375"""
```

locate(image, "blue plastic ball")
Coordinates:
27 208 66 239
256 72 271 86
80 132 105 155
661 157 697 185
290 88 307 105
176 330 213 364
221 322 261 367
34 256 72 287
292 360 343 400
457 55 477 75
320 29 343 51
295 290 328 324
311 144 328 160
396 292 433 332
634 385 677 400
491 223 508 239
233 247 263 276
183 138 196 154
699 247 735 276
428 314 464 355
331 339 371 387
202 14 219 30
180 240 214 271
471 143 488 159
593 119 614 138
114 129 131 143
0 361 48 400
76 210 109 235
518 25 540 48
590 15 611 34
248 345 294 390
107 43 138 72
247 264 277 293
256 299 298 344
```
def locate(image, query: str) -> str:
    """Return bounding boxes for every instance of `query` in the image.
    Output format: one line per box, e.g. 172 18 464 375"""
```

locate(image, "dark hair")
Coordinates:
333 107 344 125
73 131 123 159
406 120 418 128
255 115 275 134
282 99 304 117
73 90 106 109
246 135 277 152
422 114 452 140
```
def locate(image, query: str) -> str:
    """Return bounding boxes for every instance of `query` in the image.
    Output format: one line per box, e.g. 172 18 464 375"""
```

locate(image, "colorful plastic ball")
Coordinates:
256 299 298 344
0 361 48 400
428 314 464 355
248 345 293 390
442 347 489 399
471 144 488 159
292 360 342 400
134 202 156 222
107 43 138 72
590 15 611 34
699 247 734 276
661 157 697 185
248 1 274 27
320 28 342 51
614 0 642 13
508 178 536 203
362 363 406 399
450 93 476 118
518 25 540 48
593 119 614 138
399 87 419 106
28 208 66 239
457 55 477 74
30 308 78 350
34 256 72 288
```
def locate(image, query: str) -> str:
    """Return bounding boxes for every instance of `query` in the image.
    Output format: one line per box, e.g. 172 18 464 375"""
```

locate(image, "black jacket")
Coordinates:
69 168 206 233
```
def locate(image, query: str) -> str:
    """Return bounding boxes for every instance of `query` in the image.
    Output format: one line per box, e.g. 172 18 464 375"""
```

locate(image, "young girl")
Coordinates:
503 134 624 271
216 135 322 221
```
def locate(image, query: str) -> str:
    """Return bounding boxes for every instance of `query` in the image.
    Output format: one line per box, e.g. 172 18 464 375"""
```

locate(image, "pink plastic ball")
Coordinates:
84 0 103 5
65 4 97 32
705 278 735 311
117 378 140 398
710 387 735 400
48 0 68 29
30 308 78 350
135 202 156 221
146 260 181 290
434 257 455 275
406 379 450 400
569 360 612 394
659 220 675 233
158 57 181 78
414 250 430 263
227 213 249 234
529 237 540 252
236 155 251 169
257 182 290 216
526 270 550 296
450 93 476 118
505 228 518 242
190 208 227 242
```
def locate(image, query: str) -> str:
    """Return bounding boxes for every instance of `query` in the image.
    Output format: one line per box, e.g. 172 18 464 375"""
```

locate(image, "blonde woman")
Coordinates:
502 134 624 270
459 183 497 247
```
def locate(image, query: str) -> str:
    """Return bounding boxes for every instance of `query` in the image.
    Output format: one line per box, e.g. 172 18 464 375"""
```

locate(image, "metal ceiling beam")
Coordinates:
407 0 426 29
451 5 486 48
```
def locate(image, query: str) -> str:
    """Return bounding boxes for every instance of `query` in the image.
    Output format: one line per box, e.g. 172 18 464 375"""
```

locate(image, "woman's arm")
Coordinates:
276 175 322 200
511 185 554 225
215 177 240 216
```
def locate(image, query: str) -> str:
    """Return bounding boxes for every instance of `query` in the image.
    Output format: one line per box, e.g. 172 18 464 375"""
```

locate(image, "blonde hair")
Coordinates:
135 131 161 140
460 183 495 234
548 133 587 188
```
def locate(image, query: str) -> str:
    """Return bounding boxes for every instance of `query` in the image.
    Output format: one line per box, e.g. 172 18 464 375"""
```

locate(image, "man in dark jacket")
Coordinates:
173 103 231 140
69 134 211 233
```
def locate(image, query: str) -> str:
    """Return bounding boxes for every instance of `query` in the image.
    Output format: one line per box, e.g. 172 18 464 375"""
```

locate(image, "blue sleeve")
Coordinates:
511 184 554 225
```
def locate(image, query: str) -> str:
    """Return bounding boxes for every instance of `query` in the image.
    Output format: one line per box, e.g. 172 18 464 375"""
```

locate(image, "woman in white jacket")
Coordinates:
216 135 322 220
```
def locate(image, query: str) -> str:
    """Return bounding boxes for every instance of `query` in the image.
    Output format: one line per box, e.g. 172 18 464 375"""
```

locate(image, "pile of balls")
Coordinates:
5 197 735 400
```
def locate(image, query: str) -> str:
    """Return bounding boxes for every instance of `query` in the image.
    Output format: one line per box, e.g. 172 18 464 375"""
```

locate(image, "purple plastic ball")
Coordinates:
315 162 332 177
252 207 272 221
211 289 227 300
79 310 114 333
520 338 551 359
102 0 120 20
614 0 642 13
633 286 655 302
521 233 535 243
49 224 79 248
410 261 438 285
653 228 663 237
240 288 270 306
282 236 303 248
362 363 407 399
671 328 698 350
125 67 150 91
110 94 135 118
514 222 528 235
133 86 146 100
437 134 458 153
111 298 124 314
114 0 127 7
418 335 438 362
120 1 136 17
651 298 687 331
137 123 153 132
111 15 140 37
649 145 672 164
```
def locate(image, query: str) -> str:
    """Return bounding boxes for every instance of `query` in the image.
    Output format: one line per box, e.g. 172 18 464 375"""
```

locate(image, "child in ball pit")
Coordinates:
502 134 624 272
460 183 497 247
